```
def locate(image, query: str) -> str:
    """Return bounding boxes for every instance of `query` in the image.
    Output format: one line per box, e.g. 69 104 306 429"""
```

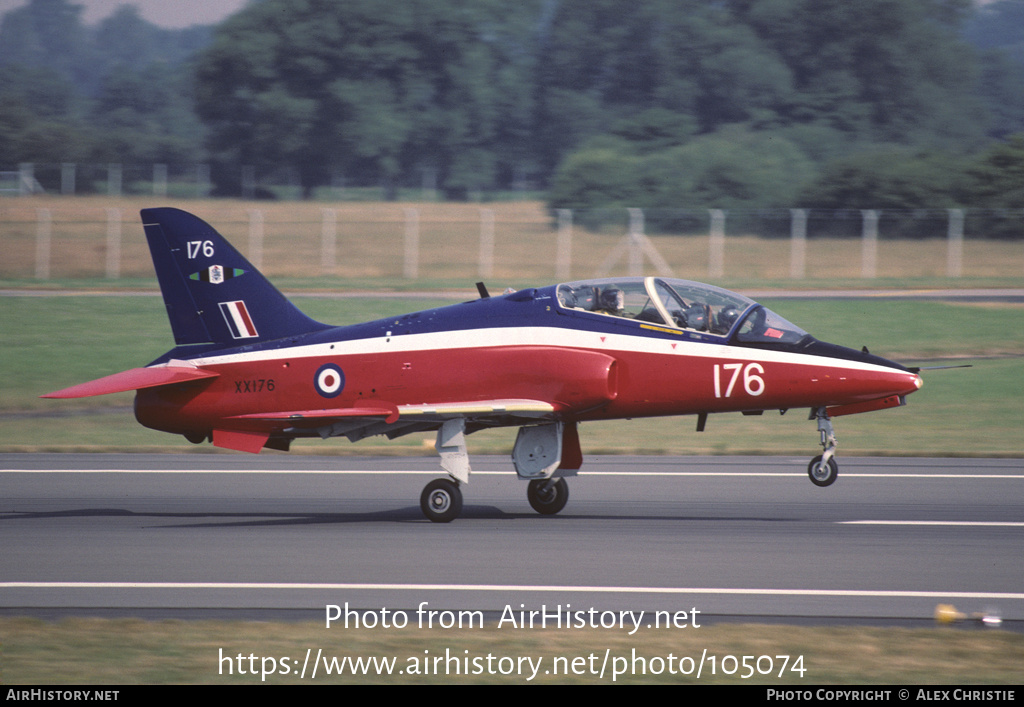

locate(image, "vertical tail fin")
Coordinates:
141 207 329 346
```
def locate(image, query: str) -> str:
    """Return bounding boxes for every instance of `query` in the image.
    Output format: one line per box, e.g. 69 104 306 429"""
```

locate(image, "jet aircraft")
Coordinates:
44 208 924 522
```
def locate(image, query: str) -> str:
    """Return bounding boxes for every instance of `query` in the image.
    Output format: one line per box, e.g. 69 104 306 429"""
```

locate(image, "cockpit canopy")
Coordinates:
556 276 809 345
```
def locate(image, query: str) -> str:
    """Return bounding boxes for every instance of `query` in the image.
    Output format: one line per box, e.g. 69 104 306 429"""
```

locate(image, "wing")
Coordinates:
215 398 557 452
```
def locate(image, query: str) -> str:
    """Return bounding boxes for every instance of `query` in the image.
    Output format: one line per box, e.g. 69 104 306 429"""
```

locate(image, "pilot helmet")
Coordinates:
574 286 597 310
599 287 625 312
716 306 742 333
684 303 708 330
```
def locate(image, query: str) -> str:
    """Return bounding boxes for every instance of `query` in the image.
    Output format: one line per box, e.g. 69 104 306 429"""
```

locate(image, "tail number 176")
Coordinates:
713 363 765 398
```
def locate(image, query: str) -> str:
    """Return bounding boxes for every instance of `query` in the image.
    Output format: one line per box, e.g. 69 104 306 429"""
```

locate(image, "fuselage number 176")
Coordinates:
713 362 765 398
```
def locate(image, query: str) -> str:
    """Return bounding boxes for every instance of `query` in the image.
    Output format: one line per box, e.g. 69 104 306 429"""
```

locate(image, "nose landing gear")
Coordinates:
808 407 838 487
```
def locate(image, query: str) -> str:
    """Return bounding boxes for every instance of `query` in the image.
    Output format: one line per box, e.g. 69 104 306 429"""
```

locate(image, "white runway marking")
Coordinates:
1 468 443 474
2 469 1022 479
2 581 1023 601
841 520 1024 527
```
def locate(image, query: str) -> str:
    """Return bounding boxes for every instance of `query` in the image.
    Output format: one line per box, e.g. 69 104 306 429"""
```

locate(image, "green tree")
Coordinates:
964 0 1024 139
975 50 1024 139
90 65 206 163
658 127 814 208
0 0 210 171
92 5 211 71
0 0 96 91
731 0 984 146
961 134 1024 238
532 0 794 175
194 0 522 198
966 134 1024 208
0 64 91 164
799 149 968 209
550 125 815 213
548 148 642 211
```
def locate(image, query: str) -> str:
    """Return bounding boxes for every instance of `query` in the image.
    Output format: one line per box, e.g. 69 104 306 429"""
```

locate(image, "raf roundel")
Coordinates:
314 363 345 398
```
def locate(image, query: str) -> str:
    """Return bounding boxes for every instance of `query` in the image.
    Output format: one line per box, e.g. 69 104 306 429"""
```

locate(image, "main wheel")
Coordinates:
420 478 463 523
808 455 838 487
527 478 569 515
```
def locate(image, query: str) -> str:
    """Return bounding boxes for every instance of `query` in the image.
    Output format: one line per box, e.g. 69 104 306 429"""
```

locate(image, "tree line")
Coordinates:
0 0 208 171
2 0 1024 214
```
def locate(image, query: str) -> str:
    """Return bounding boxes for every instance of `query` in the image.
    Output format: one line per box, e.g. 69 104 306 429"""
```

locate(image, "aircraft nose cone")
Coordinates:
892 370 923 397
888 363 923 395
883 361 923 395
799 339 923 400
879 366 922 396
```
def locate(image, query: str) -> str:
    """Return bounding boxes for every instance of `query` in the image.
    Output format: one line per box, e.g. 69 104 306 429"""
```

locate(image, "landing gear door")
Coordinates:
513 422 576 479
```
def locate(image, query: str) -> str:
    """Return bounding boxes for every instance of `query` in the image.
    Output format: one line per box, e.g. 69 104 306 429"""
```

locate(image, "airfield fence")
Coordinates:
1 201 1023 284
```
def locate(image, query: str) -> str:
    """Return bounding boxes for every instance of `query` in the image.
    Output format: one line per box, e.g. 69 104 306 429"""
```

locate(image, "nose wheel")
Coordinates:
808 454 838 487
808 407 838 487
420 478 463 523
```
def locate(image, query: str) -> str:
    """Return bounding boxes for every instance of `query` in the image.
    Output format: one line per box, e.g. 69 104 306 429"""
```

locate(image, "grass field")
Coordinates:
3 618 1021 684
2 293 1022 456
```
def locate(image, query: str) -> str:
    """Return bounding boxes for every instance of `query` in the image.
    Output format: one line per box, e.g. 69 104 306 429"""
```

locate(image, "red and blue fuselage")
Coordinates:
134 279 921 445
43 208 920 454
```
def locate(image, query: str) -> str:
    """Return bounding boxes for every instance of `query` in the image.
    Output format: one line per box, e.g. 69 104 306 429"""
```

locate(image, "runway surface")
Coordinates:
2 453 1022 628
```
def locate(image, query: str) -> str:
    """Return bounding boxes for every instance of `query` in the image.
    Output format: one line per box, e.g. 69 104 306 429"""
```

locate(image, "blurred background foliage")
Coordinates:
3 0 1024 217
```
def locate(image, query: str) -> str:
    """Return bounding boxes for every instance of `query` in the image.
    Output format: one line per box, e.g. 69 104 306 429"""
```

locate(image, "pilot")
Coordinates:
596 287 625 316
679 302 710 331
714 306 742 334
574 286 597 311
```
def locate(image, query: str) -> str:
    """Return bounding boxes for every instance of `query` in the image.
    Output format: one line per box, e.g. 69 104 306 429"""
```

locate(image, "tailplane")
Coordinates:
141 208 330 346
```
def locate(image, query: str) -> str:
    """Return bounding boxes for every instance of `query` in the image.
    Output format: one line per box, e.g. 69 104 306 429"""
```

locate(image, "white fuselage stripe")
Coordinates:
178 326 903 376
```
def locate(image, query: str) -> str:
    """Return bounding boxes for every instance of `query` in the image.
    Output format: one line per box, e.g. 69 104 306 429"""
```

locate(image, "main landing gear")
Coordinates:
419 419 470 523
808 407 838 487
527 478 569 515
419 420 576 522
420 478 463 523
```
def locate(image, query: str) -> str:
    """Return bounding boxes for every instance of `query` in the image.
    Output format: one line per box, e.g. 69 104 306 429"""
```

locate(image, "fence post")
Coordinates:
555 209 573 281
598 208 673 277
35 208 51 280
105 208 122 279
321 208 336 274
627 208 644 276
479 208 494 280
708 209 725 278
946 208 964 278
790 209 807 279
248 209 263 270
19 163 34 195
861 210 878 278
404 207 420 279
